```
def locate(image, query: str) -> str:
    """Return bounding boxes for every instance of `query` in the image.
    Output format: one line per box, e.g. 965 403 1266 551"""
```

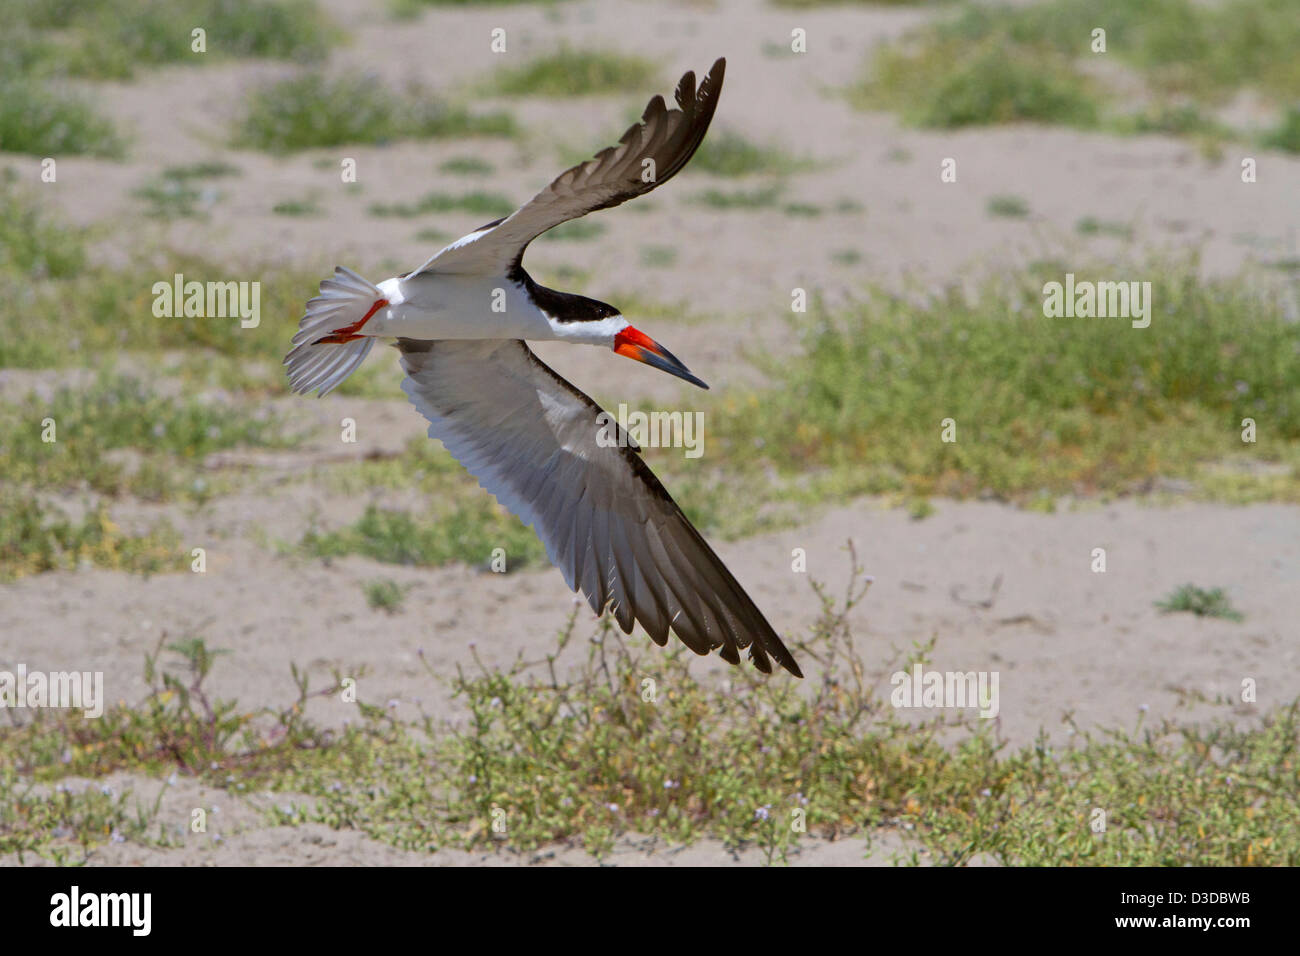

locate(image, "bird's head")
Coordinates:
612 323 709 390
542 292 709 390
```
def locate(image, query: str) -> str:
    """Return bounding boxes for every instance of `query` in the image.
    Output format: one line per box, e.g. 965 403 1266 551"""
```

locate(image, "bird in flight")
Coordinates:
284 58 801 677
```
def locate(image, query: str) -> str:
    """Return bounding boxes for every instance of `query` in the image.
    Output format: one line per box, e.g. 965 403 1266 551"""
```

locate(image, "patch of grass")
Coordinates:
850 0 1300 135
0 79 125 158
640 246 677 268
695 185 782 210
831 249 862 266
1076 217 1134 240
0 771 168 863
369 191 515 219
1112 103 1233 149
485 48 658 97
1262 107 1300 153
130 159 240 219
0 172 87 279
0 633 345 788
439 156 495 176
162 161 241 181
783 202 822 218
414 227 452 244
0 492 183 582
987 194 1030 218
272 196 324 216
0 248 328 370
235 71 518 154
282 568 1300 863
392 0 567 14
1156 584 1245 621
363 578 409 613
6 559 1300 864
906 497 936 520
133 173 209 219
25 0 336 81
538 219 605 242
709 262 1300 503
692 129 812 177
301 502 545 571
775 0 952 6
0 374 290 498
853 36 1102 129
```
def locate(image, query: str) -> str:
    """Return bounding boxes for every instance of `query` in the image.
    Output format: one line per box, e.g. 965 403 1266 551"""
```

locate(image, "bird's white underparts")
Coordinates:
284 58 802 677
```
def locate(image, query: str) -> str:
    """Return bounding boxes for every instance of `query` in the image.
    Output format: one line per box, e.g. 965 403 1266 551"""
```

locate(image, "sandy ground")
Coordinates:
3 0 1299 865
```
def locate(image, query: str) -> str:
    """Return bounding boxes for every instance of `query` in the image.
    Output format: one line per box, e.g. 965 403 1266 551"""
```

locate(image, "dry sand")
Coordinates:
3 0 1299 865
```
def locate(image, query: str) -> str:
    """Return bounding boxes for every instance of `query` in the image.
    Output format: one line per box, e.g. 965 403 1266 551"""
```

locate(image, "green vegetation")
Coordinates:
1262 108 1300 154
3 0 335 81
439 156 495 176
0 80 125 158
0 493 183 582
1156 584 1245 622
695 185 782 210
131 163 241 219
369 191 515 219
987 194 1030 218
235 71 518 154
0 172 86 278
538 219 605 242
849 0 1300 140
134 173 212 219
363 578 409 613
854 38 1102 129
0 373 289 499
706 262 1300 504
0 770 170 863
392 0 567 15
692 130 812 177
640 245 677 268
0 186 325 371
485 48 658 97
272 196 324 217
774 0 952 6
1076 217 1134 240
301 502 545 571
4 569 1298 864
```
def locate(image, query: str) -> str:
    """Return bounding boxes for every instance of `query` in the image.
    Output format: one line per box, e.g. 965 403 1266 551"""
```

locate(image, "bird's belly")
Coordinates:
367 279 550 340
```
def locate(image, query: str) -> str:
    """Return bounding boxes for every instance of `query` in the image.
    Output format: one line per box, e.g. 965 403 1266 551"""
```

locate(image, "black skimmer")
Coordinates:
284 58 802 677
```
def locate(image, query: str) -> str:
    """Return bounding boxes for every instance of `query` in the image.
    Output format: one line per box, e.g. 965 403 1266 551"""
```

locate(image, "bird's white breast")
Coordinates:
366 274 553 340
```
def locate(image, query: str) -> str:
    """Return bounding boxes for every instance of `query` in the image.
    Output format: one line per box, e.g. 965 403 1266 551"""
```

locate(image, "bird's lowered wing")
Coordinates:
410 58 726 278
396 337 801 677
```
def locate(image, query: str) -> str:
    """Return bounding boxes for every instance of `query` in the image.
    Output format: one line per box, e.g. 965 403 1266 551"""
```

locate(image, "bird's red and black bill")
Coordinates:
614 327 709 390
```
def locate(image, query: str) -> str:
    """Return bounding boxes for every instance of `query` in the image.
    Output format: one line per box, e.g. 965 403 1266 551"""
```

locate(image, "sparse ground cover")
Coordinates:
850 0 1300 152
3 0 1298 867
3 567 1296 865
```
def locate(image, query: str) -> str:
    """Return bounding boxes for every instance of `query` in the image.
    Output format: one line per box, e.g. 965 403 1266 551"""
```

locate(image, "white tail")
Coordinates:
284 266 383 396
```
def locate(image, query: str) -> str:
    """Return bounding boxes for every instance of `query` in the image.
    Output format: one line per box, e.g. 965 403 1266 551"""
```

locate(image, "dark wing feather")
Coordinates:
410 58 725 277
396 336 801 677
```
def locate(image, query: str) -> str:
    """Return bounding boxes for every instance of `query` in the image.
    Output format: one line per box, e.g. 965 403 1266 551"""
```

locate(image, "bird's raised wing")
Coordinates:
396 337 801 677
410 58 726 278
